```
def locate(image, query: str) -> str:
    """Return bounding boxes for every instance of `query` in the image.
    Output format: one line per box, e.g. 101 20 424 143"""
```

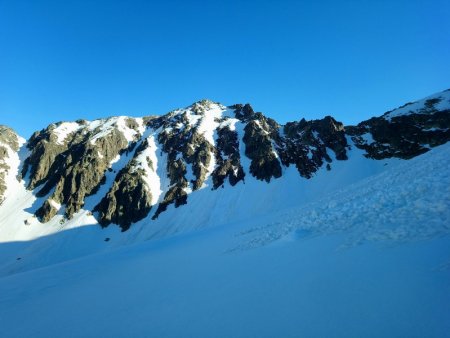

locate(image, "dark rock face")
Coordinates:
309 116 348 160
276 117 348 178
347 96 450 159
232 103 255 122
212 126 245 189
35 199 58 223
242 114 282 182
95 167 152 231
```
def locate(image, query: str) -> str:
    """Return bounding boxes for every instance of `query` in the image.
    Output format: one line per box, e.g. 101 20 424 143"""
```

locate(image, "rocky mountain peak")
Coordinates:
1 89 449 232
189 99 224 115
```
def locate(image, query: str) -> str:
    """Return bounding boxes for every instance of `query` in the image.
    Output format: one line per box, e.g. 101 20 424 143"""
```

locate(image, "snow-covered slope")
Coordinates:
0 142 449 338
0 91 449 337
0 91 449 275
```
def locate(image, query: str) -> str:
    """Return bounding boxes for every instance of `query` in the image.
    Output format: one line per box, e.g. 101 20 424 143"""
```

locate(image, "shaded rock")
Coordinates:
35 200 58 223
243 118 282 182
347 104 450 159
232 103 255 122
95 167 152 231
278 116 348 178
184 132 214 190
152 185 188 220
309 116 348 160
212 126 245 188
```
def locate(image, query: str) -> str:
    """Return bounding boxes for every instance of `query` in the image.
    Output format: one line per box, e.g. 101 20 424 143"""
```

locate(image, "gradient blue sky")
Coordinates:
1 0 449 138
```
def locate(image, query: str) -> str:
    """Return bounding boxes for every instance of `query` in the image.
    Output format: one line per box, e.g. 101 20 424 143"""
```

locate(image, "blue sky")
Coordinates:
1 0 449 138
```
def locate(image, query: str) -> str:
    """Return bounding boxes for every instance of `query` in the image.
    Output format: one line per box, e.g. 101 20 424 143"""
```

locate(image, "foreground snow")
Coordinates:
0 229 448 338
0 143 449 337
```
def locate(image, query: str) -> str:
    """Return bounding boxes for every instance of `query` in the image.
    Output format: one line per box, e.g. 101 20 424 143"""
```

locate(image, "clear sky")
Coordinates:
1 0 449 138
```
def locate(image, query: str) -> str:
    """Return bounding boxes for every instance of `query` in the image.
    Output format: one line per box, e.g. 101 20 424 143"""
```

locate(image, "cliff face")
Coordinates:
4 90 450 230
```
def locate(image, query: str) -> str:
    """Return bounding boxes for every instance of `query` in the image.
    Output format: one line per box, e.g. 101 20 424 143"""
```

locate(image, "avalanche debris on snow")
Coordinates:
232 142 450 251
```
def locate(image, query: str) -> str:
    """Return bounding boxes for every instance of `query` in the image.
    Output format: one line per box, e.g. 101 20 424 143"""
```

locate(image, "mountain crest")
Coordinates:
1 89 449 231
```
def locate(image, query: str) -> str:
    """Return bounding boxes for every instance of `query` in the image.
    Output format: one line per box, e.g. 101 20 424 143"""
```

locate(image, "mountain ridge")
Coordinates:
0 90 449 233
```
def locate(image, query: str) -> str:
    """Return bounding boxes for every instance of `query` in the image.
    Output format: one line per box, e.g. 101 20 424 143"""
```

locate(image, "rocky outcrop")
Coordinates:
35 200 58 223
21 127 71 189
0 126 20 151
232 103 255 122
242 113 282 182
347 95 450 159
184 132 214 190
151 102 218 218
21 118 142 222
0 126 21 203
309 116 348 160
212 126 245 189
95 139 155 231
277 116 349 178
34 129 131 220
95 168 152 231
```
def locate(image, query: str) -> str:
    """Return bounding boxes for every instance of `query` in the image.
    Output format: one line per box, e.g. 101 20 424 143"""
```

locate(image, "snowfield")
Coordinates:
0 141 449 337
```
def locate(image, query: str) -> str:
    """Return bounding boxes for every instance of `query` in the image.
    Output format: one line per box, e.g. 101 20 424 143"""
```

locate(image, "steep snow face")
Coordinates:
52 122 82 145
89 116 143 143
50 116 144 146
188 101 224 145
0 143 449 338
132 134 163 205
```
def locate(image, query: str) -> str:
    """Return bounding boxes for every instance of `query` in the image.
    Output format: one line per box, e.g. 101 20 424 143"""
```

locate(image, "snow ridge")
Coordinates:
384 89 450 121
